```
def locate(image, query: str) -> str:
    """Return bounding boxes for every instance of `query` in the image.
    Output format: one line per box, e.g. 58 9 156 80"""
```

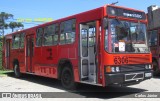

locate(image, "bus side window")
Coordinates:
66 19 76 44
105 29 108 50
20 33 25 48
36 28 43 46
148 31 152 46
149 30 158 46
12 34 20 49
88 27 96 47
43 24 59 46
60 19 76 45
60 22 65 44
53 24 59 45
153 30 158 46
44 26 52 46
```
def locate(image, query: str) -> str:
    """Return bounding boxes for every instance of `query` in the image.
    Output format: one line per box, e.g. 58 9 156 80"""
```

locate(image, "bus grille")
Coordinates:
120 65 145 72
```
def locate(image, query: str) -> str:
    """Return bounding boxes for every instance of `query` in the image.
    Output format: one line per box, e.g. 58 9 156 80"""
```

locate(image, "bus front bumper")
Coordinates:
105 71 152 86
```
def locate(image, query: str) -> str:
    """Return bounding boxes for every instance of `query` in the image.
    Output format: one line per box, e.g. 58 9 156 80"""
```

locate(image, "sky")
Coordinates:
0 0 159 34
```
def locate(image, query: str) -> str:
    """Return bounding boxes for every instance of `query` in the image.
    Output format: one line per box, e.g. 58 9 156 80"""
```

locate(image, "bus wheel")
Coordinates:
153 61 160 76
14 63 21 78
61 66 76 90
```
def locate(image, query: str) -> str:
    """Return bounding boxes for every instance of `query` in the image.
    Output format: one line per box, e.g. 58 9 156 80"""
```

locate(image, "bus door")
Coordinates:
5 40 11 69
79 21 100 83
26 35 34 73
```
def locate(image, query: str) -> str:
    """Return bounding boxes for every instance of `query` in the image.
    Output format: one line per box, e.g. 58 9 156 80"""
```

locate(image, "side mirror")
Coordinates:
103 18 108 29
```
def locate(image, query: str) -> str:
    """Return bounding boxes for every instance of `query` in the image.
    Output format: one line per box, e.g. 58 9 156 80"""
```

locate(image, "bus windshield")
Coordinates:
105 19 149 53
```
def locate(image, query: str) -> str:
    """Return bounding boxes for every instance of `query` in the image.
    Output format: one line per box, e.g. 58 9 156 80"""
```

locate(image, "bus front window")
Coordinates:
105 18 149 53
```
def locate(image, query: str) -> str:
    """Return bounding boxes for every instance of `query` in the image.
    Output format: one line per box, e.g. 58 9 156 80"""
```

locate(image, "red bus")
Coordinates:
148 27 160 75
2 4 152 89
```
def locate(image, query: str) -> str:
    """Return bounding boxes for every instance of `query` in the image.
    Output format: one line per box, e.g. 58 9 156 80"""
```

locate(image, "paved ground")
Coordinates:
0 72 160 101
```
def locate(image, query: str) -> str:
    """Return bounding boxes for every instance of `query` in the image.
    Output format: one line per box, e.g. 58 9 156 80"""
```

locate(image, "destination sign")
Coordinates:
107 6 146 20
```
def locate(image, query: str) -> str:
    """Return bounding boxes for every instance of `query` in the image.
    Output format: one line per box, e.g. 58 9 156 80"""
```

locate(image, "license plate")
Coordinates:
125 72 144 81
145 73 152 77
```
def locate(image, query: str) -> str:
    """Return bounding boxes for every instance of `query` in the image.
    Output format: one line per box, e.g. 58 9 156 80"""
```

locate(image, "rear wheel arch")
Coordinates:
57 59 74 80
13 59 21 78
57 59 76 89
13 59 19 68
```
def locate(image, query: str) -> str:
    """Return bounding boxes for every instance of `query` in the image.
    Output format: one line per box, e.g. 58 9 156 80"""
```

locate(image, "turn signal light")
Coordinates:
105 66 111 73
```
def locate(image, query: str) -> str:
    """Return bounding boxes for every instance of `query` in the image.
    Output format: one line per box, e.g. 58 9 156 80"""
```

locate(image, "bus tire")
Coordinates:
153 61 160 76
14 63 21 78
61 66 76 90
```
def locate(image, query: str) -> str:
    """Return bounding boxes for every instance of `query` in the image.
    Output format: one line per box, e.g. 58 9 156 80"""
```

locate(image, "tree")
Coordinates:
0 12 24 34
17 22 24 29
0 12 13 36
8 22 24 32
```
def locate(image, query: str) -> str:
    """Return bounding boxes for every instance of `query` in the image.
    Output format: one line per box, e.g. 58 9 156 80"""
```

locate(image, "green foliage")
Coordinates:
9 22 24 32
0 12 13 36
0 12 24 35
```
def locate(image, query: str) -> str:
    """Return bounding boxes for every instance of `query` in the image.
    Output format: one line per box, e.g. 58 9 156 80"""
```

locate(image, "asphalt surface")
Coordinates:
0 72 160 101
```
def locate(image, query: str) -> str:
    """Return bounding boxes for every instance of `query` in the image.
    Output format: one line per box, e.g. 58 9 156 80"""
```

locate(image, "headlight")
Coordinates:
145 65 149 69
145 65 152 69
148 65 152 69
105 66 120 73
111 67 115 72
116 67 120 72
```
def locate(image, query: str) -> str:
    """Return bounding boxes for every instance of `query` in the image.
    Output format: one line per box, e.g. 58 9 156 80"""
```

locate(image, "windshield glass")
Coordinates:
105 19 149 53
